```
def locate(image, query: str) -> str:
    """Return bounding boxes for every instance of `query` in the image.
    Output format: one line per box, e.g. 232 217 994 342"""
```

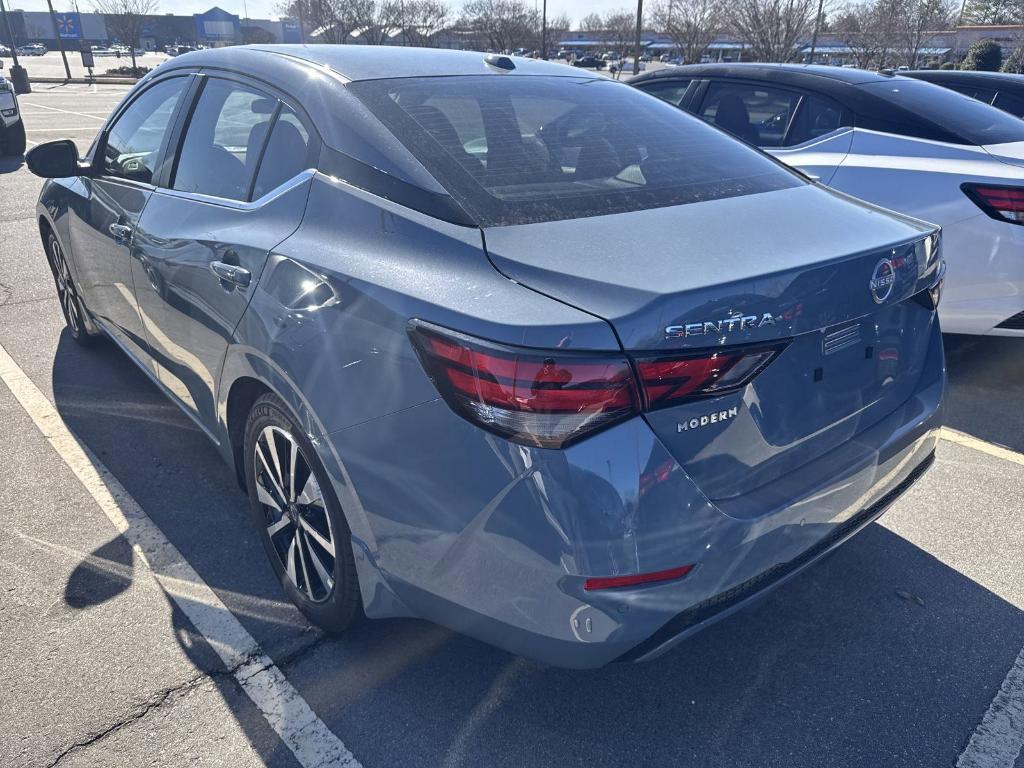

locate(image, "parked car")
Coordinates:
632 63 1024 336
26 46 943 669
0 66 24 156
16 44 47 56
0 44 11 57
904 69 1024 118
573 55 604 69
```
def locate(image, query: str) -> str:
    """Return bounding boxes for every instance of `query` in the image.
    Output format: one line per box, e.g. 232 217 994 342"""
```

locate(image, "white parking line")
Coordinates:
940 427 1024 467
19 101 107 121
956 646 1024 768
0 341 362 768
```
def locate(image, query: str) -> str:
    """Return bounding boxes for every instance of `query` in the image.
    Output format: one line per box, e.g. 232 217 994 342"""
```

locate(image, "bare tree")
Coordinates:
894 0 956 67
92 0 158 73
277 0 367 43
399 0 450 46
650 0 723 64
355 0 403 44
579 12 605 31
603 9 637 52
460 0 539 52
832 0 900 68
726 0 820 62
547 12 572 46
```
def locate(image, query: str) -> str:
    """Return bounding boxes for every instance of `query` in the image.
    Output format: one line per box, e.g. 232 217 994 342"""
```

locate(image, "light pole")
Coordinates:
633 0 643 74
541 0 547 60
0 0 30 93
808 0 824 64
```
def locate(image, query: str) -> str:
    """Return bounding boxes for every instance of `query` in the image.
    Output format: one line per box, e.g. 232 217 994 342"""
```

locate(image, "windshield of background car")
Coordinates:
348 75 803 226
862 79 1024 146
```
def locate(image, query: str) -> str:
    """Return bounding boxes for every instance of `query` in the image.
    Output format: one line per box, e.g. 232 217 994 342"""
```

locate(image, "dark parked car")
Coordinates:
904 69 1024 118
26 47 943 668
573 55 604 69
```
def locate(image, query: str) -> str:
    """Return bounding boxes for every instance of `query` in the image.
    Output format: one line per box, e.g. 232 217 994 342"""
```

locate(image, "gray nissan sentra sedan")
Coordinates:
26 46 945 668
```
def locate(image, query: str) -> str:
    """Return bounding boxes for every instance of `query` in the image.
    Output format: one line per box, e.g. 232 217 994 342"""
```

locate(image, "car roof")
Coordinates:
905 69 1024 85
631 62 897 86
173 44 584 82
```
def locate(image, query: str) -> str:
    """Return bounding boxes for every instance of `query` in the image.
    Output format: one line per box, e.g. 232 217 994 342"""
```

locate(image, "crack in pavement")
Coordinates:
44 631 330 768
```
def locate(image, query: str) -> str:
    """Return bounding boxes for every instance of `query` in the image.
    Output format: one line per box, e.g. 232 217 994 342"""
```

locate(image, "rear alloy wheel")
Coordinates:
46 231 95 345
243 393 361 632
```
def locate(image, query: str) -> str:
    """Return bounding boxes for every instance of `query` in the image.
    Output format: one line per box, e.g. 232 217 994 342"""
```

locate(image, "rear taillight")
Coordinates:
634 344 785 411
409 322 638 448
962 183 1024 225
410 321 787 448
584 564 695 591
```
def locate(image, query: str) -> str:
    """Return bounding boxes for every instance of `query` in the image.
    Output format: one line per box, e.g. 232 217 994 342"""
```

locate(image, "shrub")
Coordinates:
961 39 1002 71
939 61 956 69
1001 46 1024 73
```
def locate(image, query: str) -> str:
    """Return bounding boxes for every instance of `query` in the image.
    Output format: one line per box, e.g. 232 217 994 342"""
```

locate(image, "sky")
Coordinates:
5 0 632 26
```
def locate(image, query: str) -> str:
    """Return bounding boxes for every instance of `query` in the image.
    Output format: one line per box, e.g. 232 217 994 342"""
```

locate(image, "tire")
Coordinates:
1 119 26 157
45 230 97 345
243 393 362 632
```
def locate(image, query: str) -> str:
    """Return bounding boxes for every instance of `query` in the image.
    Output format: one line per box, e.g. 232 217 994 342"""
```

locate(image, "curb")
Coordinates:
29 76 139 85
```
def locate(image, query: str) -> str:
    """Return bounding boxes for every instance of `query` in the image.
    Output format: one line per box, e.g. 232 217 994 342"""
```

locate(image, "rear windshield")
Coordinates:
862 79 1024 146
348 75 802 226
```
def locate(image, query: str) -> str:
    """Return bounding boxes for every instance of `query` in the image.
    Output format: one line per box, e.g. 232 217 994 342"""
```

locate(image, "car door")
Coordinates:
693 80 853 185
66 75 191 372
131 74 316 431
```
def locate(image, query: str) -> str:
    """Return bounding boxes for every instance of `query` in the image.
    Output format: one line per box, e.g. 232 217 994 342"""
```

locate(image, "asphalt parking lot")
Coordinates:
1 83 1024 768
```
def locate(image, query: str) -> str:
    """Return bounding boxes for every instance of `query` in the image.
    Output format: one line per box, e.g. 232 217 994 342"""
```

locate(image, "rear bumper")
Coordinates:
329 320 945 669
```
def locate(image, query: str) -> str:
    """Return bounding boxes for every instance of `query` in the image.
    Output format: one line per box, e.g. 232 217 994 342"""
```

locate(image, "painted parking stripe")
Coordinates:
940 428 1024 467
0 341 362 768
19 101 107 121
956 645 1024 768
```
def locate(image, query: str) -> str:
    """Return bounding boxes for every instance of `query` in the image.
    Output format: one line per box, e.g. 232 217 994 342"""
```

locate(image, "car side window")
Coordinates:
251 106 312 199
172 78 277 201
993 90 1024 118
785 93 845 146
700 82 800 147
949 84 998 105
638 79 692 107
102 78 188 184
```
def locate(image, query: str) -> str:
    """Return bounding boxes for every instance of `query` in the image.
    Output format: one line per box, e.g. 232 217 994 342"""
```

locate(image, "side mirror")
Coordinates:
25 139 88 179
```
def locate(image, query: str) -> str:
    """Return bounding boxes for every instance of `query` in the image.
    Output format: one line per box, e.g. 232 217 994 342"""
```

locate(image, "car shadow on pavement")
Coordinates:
50 329 1024 768
943 334 1024 453
0 156 25 174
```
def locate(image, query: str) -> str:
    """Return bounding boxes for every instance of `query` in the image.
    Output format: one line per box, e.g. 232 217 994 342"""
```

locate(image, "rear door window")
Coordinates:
349 75 802 226
251 106 312 199
172 78 277 201
994 90 1024 118
699 82 801 147
785 94 845 146
637 79 692 107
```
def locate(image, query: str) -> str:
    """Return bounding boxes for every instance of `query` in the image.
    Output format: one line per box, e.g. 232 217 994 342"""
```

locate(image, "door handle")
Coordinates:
210 260 251 288
109 223 133 241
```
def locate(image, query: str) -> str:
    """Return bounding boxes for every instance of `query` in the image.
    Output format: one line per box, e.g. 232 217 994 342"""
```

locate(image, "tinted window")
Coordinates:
173 79 277 201
700 82 800 147
861 79 1024 145
638 79 691 107
785 94 844 146
103 78 187 183
994 90 1024 118
949 84 998 104
349 76 801 227
251 106 311 199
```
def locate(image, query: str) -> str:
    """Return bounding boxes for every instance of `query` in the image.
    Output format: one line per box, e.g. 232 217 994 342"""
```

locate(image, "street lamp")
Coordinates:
0 0 30 93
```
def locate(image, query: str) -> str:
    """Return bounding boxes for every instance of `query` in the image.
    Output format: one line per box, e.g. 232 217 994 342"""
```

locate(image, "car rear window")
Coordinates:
348 75 802 226
862 79 1024 146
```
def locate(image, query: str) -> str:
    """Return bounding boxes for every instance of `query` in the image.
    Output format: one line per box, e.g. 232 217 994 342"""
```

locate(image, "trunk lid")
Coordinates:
483 185 941 504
